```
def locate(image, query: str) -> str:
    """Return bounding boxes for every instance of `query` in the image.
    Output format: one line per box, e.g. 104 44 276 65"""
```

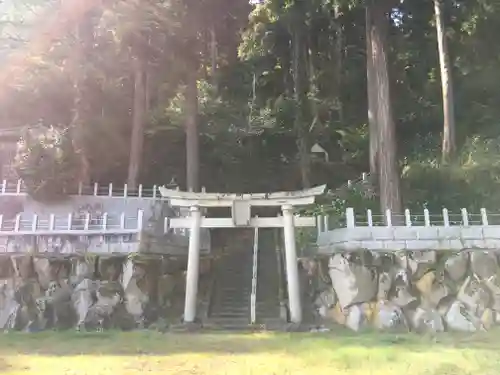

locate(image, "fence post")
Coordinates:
424 209 430 227
346 208 355 228
108 183 113 197
31 214 38 232
14 214 21 232
137 210 144 231
442 208 450 227
367 209 373 227
49 214 55 231
405 209 412 227
1 180 6 194
102 212 108 230
93 183 98 196
481 208 488 226
16 180 21 194
84 213 90 230
385 209 392 227
461 208 469 226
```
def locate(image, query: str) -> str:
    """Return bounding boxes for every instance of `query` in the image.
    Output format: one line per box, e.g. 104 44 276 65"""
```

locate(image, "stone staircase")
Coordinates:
207 242 253 329
255 229 283 328
207 229 284 330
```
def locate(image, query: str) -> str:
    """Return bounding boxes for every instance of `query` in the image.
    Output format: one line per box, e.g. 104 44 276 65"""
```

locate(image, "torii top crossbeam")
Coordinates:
158 185 327 208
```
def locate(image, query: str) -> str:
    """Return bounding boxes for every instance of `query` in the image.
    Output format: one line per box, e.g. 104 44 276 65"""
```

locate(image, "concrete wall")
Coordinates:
317 225 500 253
0 194 211 256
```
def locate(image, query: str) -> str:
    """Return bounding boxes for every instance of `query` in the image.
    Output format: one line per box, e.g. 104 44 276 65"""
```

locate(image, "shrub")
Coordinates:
14 125 81 202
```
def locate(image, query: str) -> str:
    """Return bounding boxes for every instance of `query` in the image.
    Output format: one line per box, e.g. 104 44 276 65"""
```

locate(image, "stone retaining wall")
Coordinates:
0 254 212 332
307 250 500 332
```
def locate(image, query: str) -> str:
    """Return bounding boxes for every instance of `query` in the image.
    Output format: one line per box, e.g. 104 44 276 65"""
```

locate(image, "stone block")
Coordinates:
393 227 419 240
448 239 465 250
483 226 500 239
460 227 484 240
435 239 452 250
484 239 500 250
332 241 362 252
462 239 487 249
383 241 406 251
348 227 375 241
405 240 439 251
416 227 439 240
328 227 373 242
359 240 385 250
437 227 462 240
323 228 351 244
370 227 395 241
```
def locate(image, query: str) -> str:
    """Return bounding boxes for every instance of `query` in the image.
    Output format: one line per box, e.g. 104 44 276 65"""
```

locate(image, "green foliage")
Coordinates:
14 126 81 201
402 136 500 213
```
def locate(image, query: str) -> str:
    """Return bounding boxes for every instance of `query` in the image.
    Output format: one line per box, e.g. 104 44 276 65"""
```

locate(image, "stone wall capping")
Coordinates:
316 207 500 254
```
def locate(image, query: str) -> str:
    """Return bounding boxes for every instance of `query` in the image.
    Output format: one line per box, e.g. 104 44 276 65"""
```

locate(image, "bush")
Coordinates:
14 125 81 202
402 136 500 213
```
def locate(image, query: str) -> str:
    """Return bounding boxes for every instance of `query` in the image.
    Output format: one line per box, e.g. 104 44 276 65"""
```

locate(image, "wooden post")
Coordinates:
120 213 126 229
282 204 302 324
461 208 469 226
49 214 55 231
442 208 450 227
346 208 355 228
424 209 431 227
405 209 412 227
481 208 488 226
31 214 38 232
14 214 20 232
367 209 373 227
184 206 202 323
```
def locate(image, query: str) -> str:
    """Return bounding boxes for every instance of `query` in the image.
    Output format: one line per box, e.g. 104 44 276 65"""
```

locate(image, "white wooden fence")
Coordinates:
0 179 186 199
316 207 500 253
317 207 491 233
0 210 145 236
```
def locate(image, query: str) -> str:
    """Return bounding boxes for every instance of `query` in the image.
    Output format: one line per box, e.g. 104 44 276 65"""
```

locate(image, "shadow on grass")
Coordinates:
0 327 499 357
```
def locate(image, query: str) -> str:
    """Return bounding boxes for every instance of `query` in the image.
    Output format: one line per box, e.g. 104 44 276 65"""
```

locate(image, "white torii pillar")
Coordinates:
184 206 202 323
282 204 302 323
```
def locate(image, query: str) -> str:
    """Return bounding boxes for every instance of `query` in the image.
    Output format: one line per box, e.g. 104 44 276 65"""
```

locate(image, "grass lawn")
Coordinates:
0 329 499 375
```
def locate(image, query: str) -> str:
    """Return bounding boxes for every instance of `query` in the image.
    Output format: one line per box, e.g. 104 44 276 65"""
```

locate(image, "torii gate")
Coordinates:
159 185 326 325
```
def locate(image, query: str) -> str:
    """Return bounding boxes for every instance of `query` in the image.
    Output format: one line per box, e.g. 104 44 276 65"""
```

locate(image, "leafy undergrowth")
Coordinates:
0 329 499 375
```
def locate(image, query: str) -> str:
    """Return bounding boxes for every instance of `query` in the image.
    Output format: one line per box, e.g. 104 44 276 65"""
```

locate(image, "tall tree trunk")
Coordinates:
368 0 402 215
366 5 378 176
185 68 200 192
333 2 344 123
292 0 311 188
434 0 456 163
70 20 90 186
210 26 218 90
127 56 146 190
